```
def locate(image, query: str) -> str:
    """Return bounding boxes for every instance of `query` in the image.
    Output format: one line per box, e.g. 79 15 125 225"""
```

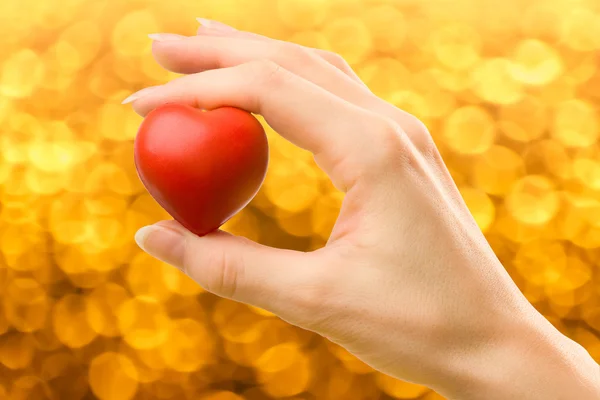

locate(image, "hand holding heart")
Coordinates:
124 21 600 400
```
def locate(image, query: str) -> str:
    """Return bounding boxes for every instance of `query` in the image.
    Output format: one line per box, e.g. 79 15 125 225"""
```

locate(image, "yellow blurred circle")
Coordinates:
443 106 496 154
255 343 300 373
538 76 576 107
25 167 66 195
85 161 137 195
505 175 560 225
551 99 599 148
8 376 53 400
84 193 128 217
277 0 330 30
117 344 165 384
4 278 50 332
276 209 314 237
514 240 567 286
0 332 35 370
322 17 372 65
52 294 97 348
546 255 592 295
429 67 473 92
520 2 563 43
364 5 406 53
431 24 481 71
98 104 143 142
471 58 523 104
86 283 131 337
2 112 45 165
259 351 310 397
561 8 600 51
117 296 170 349
264 159 320 213
162 265 204 296
0 49 45 98
127 252 173 301
472 145 524 195
112 10 157 56
522 140 572 180
89 352 139 400
58 20 102 72
561 50 596 85
358 58 411 100
509 39 563 85
213 298 266 343
573 158 600 190
498 96 548 143
160 318 214 372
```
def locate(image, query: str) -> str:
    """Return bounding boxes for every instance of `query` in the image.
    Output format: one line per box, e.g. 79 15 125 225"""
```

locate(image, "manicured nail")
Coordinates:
196 18 236 32
135 225 186 270
121 85 161 104
148 33 186 42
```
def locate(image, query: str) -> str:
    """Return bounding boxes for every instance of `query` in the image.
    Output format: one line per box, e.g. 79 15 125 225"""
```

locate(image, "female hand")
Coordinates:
124 20 600 400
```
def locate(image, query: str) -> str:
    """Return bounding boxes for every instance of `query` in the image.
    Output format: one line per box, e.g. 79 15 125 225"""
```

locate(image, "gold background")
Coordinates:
1 0 600 398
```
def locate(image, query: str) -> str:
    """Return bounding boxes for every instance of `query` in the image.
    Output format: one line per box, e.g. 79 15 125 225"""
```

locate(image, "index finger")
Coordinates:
127 61 397 190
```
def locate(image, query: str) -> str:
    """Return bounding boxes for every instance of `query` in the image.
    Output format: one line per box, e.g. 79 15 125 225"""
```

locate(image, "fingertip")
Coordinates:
134 224 187 269
130 100 149 117
151 39 210 75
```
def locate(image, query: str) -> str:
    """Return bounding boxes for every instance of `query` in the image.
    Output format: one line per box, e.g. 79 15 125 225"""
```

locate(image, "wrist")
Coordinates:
437 309 600 400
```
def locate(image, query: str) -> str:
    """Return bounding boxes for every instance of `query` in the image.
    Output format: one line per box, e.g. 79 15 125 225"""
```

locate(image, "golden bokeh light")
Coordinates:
1 0 600 398
89 352 139 400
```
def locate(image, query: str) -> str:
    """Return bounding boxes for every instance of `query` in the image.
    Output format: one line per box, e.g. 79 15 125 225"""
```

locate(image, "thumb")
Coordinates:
134 220 326 320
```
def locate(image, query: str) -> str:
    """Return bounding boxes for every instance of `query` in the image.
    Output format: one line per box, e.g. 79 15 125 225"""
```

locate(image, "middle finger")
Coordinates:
148 34 427 141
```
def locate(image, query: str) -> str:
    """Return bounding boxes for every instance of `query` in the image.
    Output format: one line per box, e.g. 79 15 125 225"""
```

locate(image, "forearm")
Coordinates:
438 314 600 400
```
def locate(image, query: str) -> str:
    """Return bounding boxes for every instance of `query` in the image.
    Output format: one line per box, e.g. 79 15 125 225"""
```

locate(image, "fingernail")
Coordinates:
121 85 162 104
135 225 186 270
196 18 236 33
148 33 186 42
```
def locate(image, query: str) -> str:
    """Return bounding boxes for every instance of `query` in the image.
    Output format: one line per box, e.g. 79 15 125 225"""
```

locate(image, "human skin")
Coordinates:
123 20 600 400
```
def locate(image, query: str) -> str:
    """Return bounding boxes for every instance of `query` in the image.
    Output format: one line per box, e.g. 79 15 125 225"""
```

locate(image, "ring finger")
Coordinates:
195 18 367 86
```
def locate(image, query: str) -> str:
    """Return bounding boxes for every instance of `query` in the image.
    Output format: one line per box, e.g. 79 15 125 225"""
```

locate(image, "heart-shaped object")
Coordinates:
134 104 269 236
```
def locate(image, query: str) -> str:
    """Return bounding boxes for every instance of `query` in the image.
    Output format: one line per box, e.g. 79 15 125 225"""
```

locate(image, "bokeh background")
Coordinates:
1 0 600 398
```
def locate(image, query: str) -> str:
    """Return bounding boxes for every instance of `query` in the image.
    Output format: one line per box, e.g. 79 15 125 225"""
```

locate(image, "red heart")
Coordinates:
134 104 269 236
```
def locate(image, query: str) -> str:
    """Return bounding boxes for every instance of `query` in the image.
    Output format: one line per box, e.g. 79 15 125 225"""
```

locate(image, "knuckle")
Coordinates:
202 248 241 299
274 42 312 64
392 109 436 154
246 59 285 86
320 50 355 75
372 117 412 163
323 51 348 68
